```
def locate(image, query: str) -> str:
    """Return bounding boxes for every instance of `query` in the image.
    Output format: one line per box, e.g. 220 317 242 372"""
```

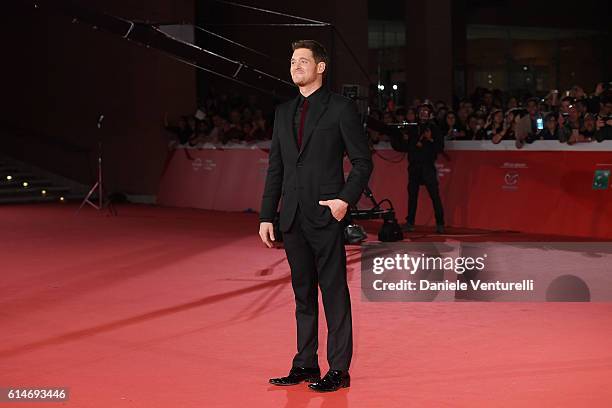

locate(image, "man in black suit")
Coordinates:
259 40 372 392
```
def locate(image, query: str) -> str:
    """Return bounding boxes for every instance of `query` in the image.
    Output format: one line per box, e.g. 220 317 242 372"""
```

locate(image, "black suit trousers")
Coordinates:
282 206 352 371
407 163 445 226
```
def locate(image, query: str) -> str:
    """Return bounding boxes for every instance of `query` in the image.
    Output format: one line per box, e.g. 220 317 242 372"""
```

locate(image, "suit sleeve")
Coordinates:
259 107 283 222
337 101 373 206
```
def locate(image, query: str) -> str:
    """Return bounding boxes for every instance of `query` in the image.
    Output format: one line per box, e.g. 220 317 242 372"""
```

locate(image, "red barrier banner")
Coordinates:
158 143 612 238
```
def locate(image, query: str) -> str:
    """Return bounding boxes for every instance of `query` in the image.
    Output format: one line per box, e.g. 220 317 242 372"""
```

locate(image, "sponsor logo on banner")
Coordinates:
500 162 526 191
503 171 519 190
192 158 202 171
435 162 451 178
592 169 610 190
501 162 528 169
192 158 216 172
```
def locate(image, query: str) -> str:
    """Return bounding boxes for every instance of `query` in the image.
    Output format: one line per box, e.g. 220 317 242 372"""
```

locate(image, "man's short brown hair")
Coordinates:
291 39 329 67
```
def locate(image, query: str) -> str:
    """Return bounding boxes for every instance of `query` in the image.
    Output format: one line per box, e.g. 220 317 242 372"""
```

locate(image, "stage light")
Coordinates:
60 197 65 202
523 66 528 71
392 84 398 90
6 175 12 180
22 181 29 187
41 190 47 195
378 84 385 91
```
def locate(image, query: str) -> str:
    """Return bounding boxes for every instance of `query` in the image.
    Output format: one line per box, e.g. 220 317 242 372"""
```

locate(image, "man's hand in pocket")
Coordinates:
318 199 349 221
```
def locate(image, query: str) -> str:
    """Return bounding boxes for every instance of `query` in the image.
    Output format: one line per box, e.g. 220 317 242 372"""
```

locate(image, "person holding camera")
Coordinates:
465 113 487 140
527 113 569 142
389 103 445 234
559 105 585 144
491 110 517 144
441 111 466 140
484 109 504 140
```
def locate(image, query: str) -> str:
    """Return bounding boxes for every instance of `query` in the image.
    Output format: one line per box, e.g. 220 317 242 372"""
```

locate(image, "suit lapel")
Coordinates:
285 96 300 153
298 88 330 158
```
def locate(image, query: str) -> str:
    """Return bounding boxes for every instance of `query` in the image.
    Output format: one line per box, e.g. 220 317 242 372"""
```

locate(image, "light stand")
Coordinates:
76 114 116 215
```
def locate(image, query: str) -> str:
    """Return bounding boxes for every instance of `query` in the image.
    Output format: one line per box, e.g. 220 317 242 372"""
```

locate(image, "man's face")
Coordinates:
418 108 431 122
468 117 478 130
527 101 538 115
436 108 447 120
560 101 570 113
493 111 503 124
290 48 324 87
572 86 585 99
476 117 485 129
569 106 579 121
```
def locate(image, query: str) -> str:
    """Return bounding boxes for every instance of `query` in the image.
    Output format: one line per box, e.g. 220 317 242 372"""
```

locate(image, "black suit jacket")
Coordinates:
260 87 373 232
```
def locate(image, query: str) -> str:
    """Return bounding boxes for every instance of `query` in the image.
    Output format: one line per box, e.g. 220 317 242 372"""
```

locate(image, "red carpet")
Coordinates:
1 204 611 407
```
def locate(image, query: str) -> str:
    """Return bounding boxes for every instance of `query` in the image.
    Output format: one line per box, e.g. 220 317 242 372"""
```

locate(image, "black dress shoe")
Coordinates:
308 370 350 392
269 367 321 386
436 224 445 234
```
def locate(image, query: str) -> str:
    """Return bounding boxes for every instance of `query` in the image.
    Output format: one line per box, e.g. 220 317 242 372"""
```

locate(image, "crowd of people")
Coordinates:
164 93 273 147
165 83 612 149
370 82 612 148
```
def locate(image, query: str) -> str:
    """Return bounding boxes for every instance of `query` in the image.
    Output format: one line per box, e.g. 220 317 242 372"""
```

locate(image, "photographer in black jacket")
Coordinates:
389 103 445 233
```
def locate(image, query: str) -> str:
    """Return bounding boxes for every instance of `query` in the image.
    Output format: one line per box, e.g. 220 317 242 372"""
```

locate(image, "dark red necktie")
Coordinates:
297 99 309 150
